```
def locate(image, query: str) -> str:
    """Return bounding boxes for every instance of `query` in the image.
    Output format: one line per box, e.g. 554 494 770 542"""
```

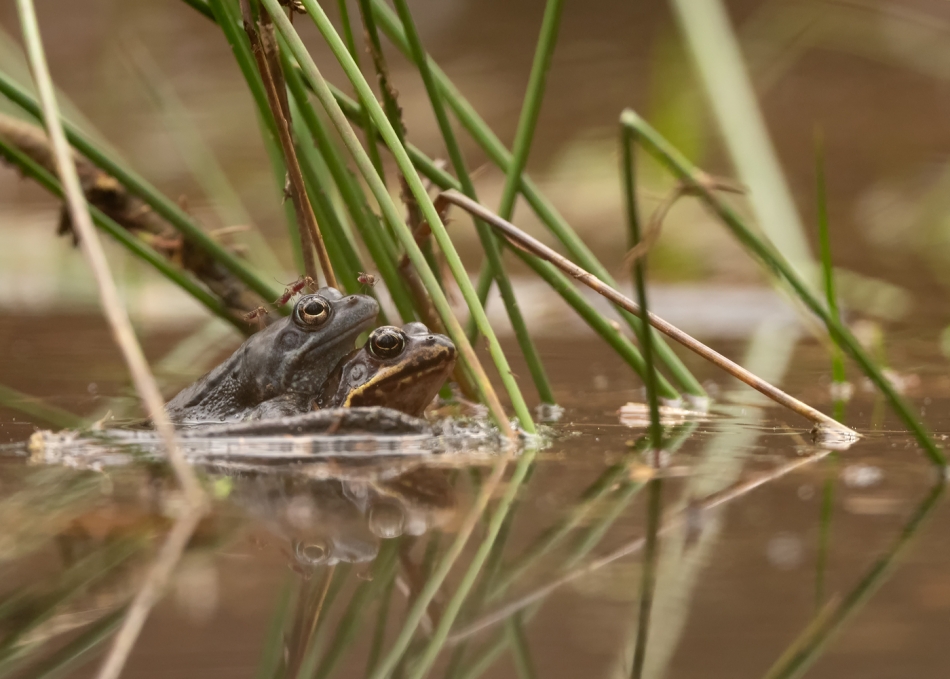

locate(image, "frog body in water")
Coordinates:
184 323 456 434
165 288 378 424
315 322 457 418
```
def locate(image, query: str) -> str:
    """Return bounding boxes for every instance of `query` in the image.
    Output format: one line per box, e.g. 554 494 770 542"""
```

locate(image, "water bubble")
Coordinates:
841 464 883 488
766 533 803 570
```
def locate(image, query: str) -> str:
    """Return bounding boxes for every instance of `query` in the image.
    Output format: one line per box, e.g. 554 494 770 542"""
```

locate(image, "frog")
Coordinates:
165 287 379 424
314 322 457 418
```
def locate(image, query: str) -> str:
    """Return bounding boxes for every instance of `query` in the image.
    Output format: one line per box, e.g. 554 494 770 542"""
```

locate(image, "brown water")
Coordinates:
2 1 950 676
1 312 948 679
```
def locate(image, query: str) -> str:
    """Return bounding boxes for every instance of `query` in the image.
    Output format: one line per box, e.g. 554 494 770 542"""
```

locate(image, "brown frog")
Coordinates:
315 322 457 417
165 288 378 424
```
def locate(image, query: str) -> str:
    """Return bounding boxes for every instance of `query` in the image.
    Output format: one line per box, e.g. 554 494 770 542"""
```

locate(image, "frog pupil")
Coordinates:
371 329 405 358
304 299 328 318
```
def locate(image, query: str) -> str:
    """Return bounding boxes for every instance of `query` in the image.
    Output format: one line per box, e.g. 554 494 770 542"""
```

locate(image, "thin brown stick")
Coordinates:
96 510 204 679
14 0 203 511
440 189 858 437
447 447 833 643
16 8 208 679
240 0 337 288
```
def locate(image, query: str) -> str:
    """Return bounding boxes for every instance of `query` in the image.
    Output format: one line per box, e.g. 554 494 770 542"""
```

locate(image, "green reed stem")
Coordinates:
364 573 395 678
454 477 652 679
393 0 555 405
281 48 415 322
291 111 364 291
507 614 537 679
0 137 240 330
255 580 294 679
295 564 350 679
623 122 663 451
180 0 214 20
26 606 127 679
406 449 539 679
469 0 564 337
369 0 703 399
327 88 681 401
357 0 403 148
0 71 281 304
314 541 399 679
814 455 837 609
287 93 365 291
629 478 662 679
764 482 943 679
337 0 384 181
496 0 562 223
206 0 301 270
0 381 82 429
623 109 946 466
815 130 846 390
363 452 512 679
268 0 530 434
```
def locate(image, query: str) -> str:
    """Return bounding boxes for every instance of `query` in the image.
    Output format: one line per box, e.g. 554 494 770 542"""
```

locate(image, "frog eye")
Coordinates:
293 539 331 566
295 295 332 327
368 327 406 359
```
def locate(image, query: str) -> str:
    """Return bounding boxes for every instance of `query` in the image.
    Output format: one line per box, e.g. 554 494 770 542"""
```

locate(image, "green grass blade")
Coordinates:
469 0 563 344
494 0 563 223
313 540 399 679
629 479 663 679
623 109 946 466
364 573 395 678
23 607 127 679
255 580 295 679
814 130 847 394
122 42 285 276
369 0 703 400
0 136 241 330
668 0 813 279
268 0 530 433
326 85 681 399
180 0 214 20
392 0 555 405
405 449 539 679
0 382 82 429
815 455 837 609
622 123 663 450
336 0 384 181
205 0 301 270
0 70 281 304
280 50 416 322
764 482 944 679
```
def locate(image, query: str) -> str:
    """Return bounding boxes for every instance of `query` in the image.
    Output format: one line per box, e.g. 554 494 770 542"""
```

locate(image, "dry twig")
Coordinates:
440 189 858 437
15 3 208 679
0 113 264 326
239 0 337 288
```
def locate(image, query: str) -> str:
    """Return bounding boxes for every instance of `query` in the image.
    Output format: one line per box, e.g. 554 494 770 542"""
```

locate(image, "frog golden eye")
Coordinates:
368 327 406 359
295 295 331 327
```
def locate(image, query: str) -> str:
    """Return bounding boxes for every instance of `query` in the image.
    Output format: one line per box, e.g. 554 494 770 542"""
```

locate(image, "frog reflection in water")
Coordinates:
233 466 457 570
316 322 457 417
165 288 378 424
222 317 459 568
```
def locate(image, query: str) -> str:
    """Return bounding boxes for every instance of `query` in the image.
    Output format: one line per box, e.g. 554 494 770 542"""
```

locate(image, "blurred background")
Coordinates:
1 0 949 329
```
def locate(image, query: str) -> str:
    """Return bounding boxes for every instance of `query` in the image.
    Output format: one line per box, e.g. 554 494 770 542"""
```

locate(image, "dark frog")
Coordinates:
166 288 378 424
316 322 457 418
